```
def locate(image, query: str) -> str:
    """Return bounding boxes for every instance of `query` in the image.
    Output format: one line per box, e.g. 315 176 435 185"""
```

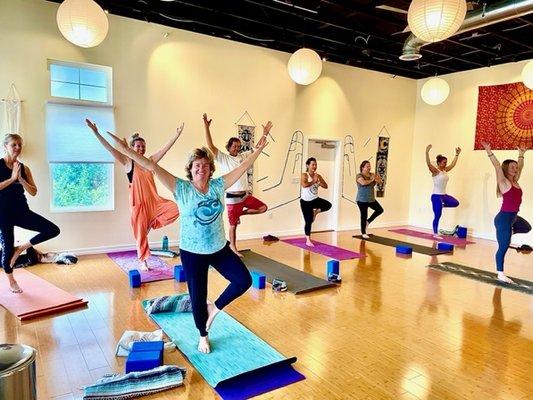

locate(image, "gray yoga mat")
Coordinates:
427 262 533 295
353 234 451 255
241 250 337 294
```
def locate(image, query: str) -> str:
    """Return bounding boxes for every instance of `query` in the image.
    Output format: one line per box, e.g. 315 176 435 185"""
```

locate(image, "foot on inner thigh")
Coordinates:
206 302 220 331
198 336 211 353
312 208 320 222
229 244 244 258
497 272 514 284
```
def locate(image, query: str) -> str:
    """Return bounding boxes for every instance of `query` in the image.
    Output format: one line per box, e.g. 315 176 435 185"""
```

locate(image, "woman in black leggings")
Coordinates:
300 157 332 246
356 160 384 239
1 134 60 293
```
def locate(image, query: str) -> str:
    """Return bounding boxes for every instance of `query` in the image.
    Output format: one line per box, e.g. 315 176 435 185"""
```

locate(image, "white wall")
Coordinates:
0 0 417 253
409 60 533 243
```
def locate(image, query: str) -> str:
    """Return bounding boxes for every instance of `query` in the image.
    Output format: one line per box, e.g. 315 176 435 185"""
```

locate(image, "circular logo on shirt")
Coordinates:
194 198 223 226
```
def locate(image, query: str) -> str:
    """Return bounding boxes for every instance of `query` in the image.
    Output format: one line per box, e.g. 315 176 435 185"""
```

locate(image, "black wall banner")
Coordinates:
375 132 390 198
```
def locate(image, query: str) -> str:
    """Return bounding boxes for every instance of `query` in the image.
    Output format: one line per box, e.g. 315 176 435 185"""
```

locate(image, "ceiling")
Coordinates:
46 0 533 79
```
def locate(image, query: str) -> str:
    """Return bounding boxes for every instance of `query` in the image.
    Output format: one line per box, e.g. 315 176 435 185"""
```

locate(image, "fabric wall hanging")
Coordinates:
375 127 390 198
474 82 533 150
235 111 256 193
1 84 22 136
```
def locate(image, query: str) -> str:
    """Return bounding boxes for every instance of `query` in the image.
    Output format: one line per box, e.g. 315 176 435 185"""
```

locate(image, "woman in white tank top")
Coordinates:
300 157 332 246
425 144 461 236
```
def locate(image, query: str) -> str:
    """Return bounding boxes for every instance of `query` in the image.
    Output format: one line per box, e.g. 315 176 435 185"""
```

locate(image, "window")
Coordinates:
47 60 115 212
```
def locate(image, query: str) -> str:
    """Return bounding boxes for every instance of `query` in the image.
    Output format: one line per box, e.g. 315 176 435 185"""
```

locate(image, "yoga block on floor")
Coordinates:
457 226 467 238
437 242 454 251
129 269 141 288
125 350 162 373
250 271 266 289
396 245 412 255
131 341 164 353
326 260 339 275
174 265 186 282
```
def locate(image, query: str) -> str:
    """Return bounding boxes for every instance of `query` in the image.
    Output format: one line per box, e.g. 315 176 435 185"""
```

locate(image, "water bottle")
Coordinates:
162 236 169 250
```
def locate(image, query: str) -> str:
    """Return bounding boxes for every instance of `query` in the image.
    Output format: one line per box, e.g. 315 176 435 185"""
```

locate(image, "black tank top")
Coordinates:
127 162 134 183
0 158 28 207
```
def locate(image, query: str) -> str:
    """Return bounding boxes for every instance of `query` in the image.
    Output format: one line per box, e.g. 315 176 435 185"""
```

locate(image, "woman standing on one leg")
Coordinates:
425 144 461 238
1 134 60 293
300 157 332 246
107 124 270 354
86 120 180 271
356 161 384 239
481 142 529 284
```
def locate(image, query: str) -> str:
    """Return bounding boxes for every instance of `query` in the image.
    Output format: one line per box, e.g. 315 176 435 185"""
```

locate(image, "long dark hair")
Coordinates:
305 157 316 172
359 160 370 173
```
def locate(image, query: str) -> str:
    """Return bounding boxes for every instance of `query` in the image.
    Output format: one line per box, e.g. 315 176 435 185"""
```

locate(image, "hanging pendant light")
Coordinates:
56 0 109 48
421 77 450 105
522 60 533 90
287 48 323 85
408 0 467 43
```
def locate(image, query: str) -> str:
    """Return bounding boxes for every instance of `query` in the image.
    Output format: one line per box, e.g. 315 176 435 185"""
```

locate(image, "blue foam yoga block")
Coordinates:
437 242 454 251
174 264 186 282
326 260 339 275
131 341 164 353
125 350 162 373
128 269 141 288
457 226 467 239
396 245 412 254
250 271 266 289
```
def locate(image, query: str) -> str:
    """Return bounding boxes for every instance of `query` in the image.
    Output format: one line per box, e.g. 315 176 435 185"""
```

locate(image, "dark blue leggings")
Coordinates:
494 212 532 272
431 194 460 234
180 243 252 337
0 208 60 274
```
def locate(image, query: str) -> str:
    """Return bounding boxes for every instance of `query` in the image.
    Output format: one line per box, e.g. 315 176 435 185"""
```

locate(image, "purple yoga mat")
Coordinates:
281 237 364 260
389 228 476 245
107 250 174 282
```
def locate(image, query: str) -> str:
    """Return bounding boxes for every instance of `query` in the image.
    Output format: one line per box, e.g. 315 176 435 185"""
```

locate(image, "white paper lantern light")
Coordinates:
408 0 467 43
421 77 450 105
288 48 323 85
56 0 109 48
522 60 533 90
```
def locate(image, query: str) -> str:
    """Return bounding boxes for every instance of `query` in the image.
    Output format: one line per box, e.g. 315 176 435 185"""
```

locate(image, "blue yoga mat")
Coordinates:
142 298 305 399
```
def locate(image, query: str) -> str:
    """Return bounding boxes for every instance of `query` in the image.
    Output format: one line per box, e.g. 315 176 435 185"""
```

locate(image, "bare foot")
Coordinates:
198 336 211 353
306 239 314 247
140 261 151 271
362 234 370 239
497 272 514 284
9 246 26 268
10 281 23 294
312 209 320 222
206 302 220 331
230 245 244 258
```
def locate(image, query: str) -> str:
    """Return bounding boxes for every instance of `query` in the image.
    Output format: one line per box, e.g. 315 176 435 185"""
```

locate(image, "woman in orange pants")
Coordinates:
86 119 180 270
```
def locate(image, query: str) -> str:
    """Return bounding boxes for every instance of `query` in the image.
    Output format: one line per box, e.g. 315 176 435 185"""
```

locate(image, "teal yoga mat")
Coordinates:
142 299 303 392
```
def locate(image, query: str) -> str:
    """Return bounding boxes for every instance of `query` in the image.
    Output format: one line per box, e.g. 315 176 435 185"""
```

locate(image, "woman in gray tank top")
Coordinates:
356 161 384 239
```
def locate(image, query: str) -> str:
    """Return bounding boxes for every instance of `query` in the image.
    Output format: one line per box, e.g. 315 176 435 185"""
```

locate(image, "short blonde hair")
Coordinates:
129 132 145 147
3 133 23 146
184 147 215 181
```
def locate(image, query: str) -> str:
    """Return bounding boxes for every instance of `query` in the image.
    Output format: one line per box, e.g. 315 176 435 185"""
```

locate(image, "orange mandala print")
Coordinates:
474 82 533 150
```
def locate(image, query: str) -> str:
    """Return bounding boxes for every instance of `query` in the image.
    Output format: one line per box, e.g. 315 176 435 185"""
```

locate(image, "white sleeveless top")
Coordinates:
301 172 319 201
432 170 449 194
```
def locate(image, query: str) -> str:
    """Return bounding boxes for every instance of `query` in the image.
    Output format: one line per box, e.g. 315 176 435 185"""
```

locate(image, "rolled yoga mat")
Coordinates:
0 269 88 321
281 237 364 260
241 250 337 294
107 250 174 283
142 298 305 400
389 228 475 245
427 262 533 295
353 234 451 255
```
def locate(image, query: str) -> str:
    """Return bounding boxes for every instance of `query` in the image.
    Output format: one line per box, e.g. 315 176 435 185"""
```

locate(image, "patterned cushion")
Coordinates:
144 294 192 315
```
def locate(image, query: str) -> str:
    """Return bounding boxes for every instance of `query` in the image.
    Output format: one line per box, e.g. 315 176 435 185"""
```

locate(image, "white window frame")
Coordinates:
47 59 115 213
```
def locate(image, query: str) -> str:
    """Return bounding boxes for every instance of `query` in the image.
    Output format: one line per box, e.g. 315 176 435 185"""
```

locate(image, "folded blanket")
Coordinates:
115 330 164 357
143 294 192 315
83 365 186 400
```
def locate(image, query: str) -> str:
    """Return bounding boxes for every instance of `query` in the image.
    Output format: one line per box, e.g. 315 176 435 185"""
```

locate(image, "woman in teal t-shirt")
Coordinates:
108 122 271 354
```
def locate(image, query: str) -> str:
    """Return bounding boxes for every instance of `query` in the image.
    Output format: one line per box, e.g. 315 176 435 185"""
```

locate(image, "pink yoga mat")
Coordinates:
107 250 174 282
389 228 476 245
281 237 364 260
0 269 88 321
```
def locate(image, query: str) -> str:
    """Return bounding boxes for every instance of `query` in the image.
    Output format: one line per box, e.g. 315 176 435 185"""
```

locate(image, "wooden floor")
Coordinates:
1 227 532 400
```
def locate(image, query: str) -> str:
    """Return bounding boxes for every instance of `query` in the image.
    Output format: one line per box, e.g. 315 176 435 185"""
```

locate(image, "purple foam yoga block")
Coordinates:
437 242 454 251
250 271 266 289
174 265 186 282
129 269 141 288
396 245 412 254
125 350 162 373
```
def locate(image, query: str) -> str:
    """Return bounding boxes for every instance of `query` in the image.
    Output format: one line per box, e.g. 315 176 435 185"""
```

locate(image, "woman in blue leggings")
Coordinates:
425 144 461 237
1 134 60 293
481 142 530 284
